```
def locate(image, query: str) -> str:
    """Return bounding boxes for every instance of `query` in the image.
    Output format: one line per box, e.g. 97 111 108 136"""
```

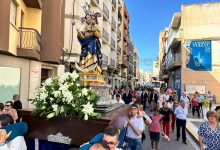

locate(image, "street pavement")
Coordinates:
142 95 200 150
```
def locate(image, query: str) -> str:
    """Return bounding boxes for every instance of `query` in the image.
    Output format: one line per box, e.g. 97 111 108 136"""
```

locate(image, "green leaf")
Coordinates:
56 106 61 116
47 112 55 119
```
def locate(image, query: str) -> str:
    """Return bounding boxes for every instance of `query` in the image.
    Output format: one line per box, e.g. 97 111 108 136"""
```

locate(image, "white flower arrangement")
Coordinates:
30 71 101 120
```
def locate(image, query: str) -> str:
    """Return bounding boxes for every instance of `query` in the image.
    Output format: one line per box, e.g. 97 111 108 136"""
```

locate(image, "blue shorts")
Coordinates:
150 132 160 142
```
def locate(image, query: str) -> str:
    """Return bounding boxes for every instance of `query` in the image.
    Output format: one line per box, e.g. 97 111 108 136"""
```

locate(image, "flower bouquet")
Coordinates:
29 71 101 120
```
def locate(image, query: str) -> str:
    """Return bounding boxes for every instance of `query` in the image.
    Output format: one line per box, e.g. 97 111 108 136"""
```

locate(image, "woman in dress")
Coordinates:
198 111 220 150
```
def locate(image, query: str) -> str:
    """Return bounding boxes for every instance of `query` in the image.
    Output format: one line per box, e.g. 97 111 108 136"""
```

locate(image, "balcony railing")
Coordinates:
103 3 109 19
123 17 128 29
123 44 128 55
111 38 116 49
122 55 128 68
117 45 121 54
17 27 41 51
102 53 108 64
122 71 127 77
167 53 181 70
111 58 116 68
167 29 180 48
112 0 116 10
103 28 109 42
111 17 116 30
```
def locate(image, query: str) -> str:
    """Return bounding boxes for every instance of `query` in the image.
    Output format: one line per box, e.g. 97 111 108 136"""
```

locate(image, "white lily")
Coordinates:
53 91 61 98
82 102 94 120
52 104 58 112
40 92 48 100
71 71 79 81
82 88 89 96
43 77 52 86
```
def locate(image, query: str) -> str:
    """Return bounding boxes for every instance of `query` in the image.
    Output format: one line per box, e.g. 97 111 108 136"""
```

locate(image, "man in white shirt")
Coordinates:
174 100 188 144
180 92 189 109
125 103 144 150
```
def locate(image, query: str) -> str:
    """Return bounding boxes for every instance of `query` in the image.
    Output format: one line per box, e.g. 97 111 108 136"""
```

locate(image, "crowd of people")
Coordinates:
1 88 220 150
0 94 27 150
81 86 220 150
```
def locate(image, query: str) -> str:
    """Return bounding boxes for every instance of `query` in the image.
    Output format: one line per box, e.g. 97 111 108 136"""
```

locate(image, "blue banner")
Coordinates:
186 40 212 71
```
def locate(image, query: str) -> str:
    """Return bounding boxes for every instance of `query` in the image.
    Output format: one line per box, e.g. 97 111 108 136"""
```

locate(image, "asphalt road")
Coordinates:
142 102 199 150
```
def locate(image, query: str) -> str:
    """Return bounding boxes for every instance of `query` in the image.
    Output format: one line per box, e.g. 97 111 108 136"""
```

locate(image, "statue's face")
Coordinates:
85 15 92 24
91 16 96 25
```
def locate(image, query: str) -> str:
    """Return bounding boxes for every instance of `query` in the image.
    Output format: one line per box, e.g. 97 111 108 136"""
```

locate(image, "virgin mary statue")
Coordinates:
77 11 102 74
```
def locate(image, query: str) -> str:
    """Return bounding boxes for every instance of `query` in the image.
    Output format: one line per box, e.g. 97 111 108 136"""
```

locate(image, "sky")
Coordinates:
124 0 220 71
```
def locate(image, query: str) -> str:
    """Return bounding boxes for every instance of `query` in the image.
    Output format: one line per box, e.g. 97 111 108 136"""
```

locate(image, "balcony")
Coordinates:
167 29 181 49
123 17 129 30
118 11 122 26
167 53 181 71
23 0 41 9
112 0 116 11
123 30 129 42
102 53 108 65
102 28 109 43
122 71 127 77
120 55 128 68
117 45 121 54
111 38 116 50
103 3 109 19
170 12 181 29
17 27 41 60
123 43 128 55
111 17 116 31
110 58 116 68
117 30 121 41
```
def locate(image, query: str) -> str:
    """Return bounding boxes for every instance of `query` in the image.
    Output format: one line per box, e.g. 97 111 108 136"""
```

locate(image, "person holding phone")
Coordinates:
125 103 144 150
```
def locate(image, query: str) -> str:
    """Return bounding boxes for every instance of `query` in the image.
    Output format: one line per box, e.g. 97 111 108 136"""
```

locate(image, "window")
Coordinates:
0 66 21 104
10 0 17 25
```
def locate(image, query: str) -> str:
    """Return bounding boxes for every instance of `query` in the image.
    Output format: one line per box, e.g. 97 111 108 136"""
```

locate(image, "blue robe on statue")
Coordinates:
78 35 102 68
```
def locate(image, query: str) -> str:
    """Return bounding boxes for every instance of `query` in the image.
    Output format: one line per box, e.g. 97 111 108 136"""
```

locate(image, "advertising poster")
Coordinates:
186 40 212 71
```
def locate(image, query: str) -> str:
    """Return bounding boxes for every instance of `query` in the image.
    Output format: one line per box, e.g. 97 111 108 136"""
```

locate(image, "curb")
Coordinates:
186 121 199 145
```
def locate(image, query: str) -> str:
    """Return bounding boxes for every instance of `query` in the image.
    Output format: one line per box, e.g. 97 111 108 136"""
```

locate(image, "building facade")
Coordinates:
137 70 152 87
133 48 139 88
0 0 65 107
159 2 220 102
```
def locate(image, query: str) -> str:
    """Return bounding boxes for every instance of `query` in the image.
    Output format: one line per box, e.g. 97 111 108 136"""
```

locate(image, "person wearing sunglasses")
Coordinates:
80 126 122 150
3 101 18 122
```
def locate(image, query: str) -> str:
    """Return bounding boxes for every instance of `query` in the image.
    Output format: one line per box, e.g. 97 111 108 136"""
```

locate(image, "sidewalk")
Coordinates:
186 103 219 144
